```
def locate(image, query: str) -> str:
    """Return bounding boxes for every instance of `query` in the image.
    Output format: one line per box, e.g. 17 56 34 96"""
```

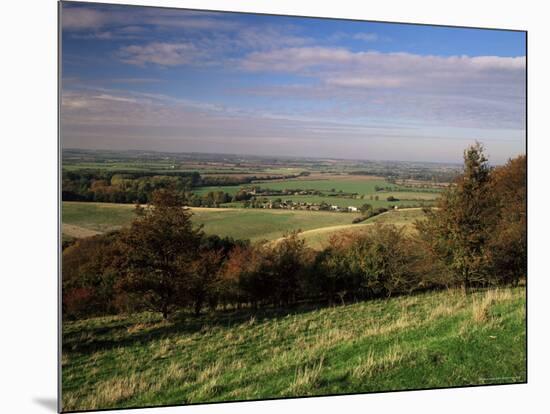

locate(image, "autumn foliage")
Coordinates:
63 145 526 319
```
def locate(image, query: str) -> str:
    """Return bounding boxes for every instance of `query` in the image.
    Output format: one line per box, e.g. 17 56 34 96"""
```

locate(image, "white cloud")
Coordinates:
353 32 379 42
61 6 240 32
240 47 525 84
234 48 525 130
62 8 108 31
117 42 201 66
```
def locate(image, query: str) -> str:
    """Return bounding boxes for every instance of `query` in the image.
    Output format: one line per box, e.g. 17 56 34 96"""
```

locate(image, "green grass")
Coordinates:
249 178 403 194
192 185 242 196
193 177 440 209
62 202 136 233
62 202 361 242
298 209 427 250
61 287 526 411
193 178 391 197
368 208 428 225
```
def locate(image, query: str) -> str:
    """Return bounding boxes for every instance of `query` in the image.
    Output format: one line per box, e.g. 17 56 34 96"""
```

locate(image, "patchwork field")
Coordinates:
193 175 440 209
63 202 367 243
61 287 526 411
62 202 429 245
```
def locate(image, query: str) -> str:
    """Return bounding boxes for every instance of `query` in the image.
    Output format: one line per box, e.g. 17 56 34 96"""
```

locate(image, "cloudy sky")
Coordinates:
61 2 526 163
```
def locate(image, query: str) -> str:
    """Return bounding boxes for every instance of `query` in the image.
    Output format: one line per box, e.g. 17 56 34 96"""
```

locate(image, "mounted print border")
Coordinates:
58 1 527 412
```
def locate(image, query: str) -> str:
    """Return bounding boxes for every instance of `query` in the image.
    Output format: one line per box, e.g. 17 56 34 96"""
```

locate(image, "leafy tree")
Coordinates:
116 189 203 318
416 143 495 289
268 231 313 305
486 155 527 285
359 203 373 214
62 232 122 318
188 249 224 315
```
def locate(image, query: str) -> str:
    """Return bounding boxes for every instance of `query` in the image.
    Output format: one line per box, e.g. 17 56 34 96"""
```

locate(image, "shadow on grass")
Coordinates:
63 302 331 354
62 286 507 355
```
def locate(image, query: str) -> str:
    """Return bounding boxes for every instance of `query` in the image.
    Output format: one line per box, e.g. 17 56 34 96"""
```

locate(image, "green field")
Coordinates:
298 209 427 250
194 179 399 197
249 177 402 194
228 194 435 209
62 202 365 243
62 202 431 245
61 287 526 411
193 177 440 209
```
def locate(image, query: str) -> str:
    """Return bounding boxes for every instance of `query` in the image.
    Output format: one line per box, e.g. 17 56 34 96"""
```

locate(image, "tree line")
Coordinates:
62 170 300 204
62 144 526 320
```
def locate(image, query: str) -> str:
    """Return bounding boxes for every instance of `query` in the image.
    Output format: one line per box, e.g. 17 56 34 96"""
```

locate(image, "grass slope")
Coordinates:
299 209 427 250
62 287 526 411
62 202 361 242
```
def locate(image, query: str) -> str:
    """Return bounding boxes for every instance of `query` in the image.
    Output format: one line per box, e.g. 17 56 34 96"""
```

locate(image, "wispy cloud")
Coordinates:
60 3 525 163
117 42 203 66
236 47 525 129
62 6 239 32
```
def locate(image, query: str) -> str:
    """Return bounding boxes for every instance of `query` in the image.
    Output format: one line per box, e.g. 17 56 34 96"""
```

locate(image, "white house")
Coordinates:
348 206 358 212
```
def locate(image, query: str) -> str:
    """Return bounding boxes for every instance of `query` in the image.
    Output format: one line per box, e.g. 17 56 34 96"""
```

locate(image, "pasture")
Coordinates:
63 202 364 243
192 175 440 209
298 209 427 250
61 287 526 411
194 177 404 197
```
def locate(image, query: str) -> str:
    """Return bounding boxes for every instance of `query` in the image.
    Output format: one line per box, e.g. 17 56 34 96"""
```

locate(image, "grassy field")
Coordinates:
62 202 363 243
193 176 440 209
250 177 401 194
62 287 526 411
62 202 136 234
195 175 437 194
298 209 427 250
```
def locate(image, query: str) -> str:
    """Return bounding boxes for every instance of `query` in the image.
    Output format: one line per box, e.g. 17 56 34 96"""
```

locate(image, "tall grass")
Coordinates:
62 287 526 411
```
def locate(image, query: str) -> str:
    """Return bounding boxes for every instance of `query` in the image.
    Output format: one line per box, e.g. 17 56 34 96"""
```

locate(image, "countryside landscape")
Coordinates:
60 2 526 412
61 146 526 411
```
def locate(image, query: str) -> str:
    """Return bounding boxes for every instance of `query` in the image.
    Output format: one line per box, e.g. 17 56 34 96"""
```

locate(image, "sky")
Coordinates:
60 2 526 164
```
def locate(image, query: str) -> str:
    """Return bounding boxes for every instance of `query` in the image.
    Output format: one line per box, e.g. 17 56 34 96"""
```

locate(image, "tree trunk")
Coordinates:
194 300 202 317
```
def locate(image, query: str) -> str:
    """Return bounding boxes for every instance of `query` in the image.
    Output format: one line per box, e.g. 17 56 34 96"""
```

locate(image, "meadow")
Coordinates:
299 209 426 249
62 201 430 245
61 287 526 411
63 201 371 243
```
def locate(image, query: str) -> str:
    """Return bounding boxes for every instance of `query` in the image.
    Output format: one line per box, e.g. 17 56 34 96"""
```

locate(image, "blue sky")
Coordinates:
61 2 526 163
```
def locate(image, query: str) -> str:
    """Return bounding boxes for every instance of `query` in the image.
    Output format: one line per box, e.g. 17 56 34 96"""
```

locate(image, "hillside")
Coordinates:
62 202 427 246
62 287 526 411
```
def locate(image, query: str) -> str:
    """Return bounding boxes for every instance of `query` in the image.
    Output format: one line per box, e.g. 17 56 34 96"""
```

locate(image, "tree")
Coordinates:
350 224 433 297
116 189 203 319
188 249 224 315
416 143 495 290
268 231 313 305
486 155 527 285
62 232 122 318
359 203 373 215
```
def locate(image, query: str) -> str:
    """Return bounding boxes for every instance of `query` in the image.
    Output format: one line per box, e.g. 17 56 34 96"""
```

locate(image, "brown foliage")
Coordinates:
416 144 526 288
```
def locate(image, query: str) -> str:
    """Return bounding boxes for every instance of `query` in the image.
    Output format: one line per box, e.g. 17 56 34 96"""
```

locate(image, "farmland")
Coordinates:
62 201 427 245
62 287 526 411
298 209 426 249
61 149 442 247
60 148 526 412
